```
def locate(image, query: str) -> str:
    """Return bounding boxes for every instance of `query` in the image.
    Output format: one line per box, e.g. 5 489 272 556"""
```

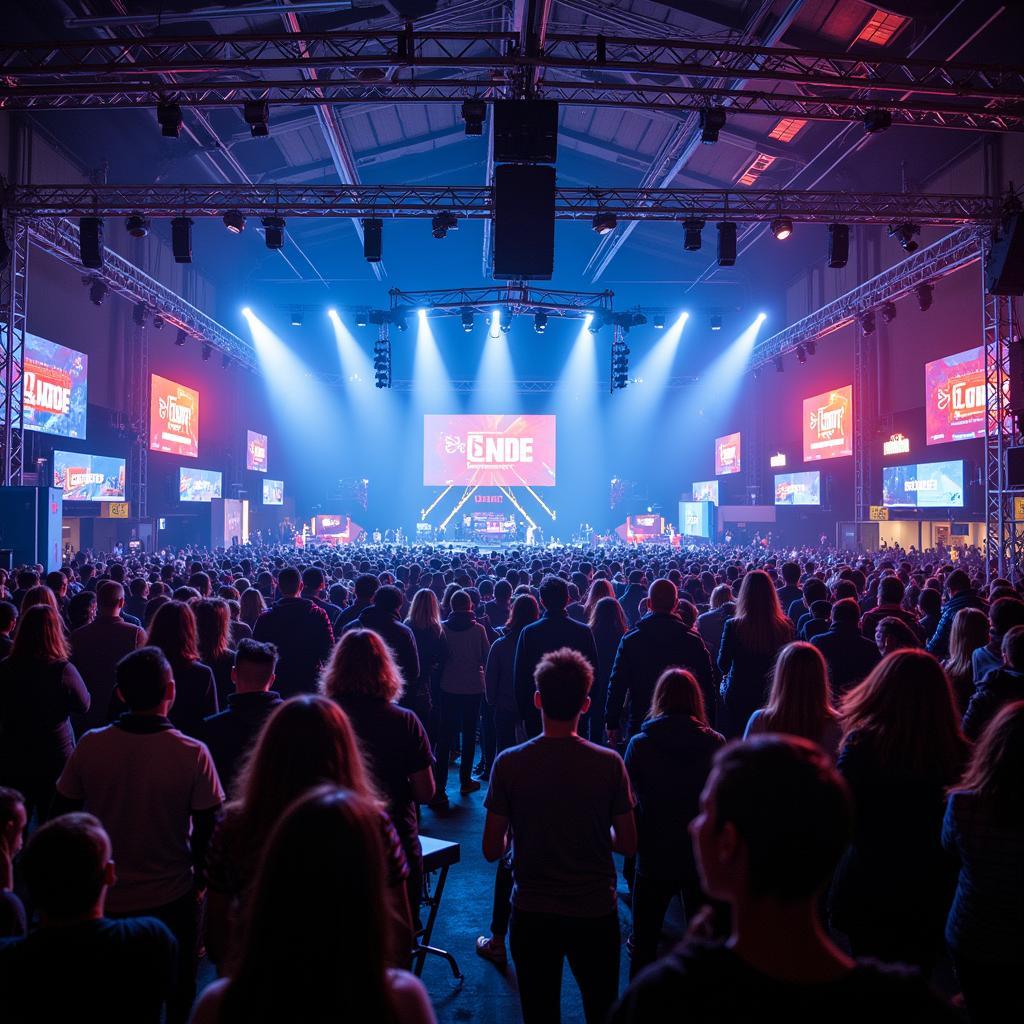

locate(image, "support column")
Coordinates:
126 318 149 517
853 323 877 526
0 215 28 486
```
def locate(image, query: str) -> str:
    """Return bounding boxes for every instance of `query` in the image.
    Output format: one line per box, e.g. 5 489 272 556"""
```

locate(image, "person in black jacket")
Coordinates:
342 585 420 697
812 598 882 698
962 624 1024 740
606 579 715 744
776 561 803 619
624 668 724 976
617 571 648 630
926 570 986 661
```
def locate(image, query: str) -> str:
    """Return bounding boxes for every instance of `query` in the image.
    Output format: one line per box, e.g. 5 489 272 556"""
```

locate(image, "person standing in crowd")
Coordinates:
618 570 648 630
859 576 925 644
344 584 421 698
624 668 723 976
696 585 734 676
300 567 343 627
484 648 637 1024
486 594 540 756
943 701 1024 1023
0 606 90 823
0 602 16 660
717 569 793 739
963 623 1024 740
971 596 1024 683
434 590 490 803
123 577 150 624
334 572 380 631
194 599 236 709
54 647 223 1024
588 595 627 747
943 607 990 715
776 561 803 616
404 588 447 737
873 616 921 656
811 598 882 698
830 650 969 974
0 787 27 937
609 737 958 1023
252 567 334 697
927 569 986 661
238 588 266 632
744 642 842 757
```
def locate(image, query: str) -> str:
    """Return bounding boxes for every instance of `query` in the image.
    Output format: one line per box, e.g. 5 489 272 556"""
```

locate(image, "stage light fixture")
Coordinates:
174 328 188 346
201 343 212 361
611 338 630 390
431 213 458 239
373 337 392 389
157 101 183 138
125 213 149 238
88 278 107 306
700 107 727 144
771 216 793 241
461 308 475 333
243 100 270 137
461 99 486 136
682 218 704 252
916 283 934 312
152 315 164 330
717 222 737 267
863 109 893 134
592 210 617 235
860 310 876 336
222 210 246 234
889 222 920 253
499 307 513 334
587 314 603 335
132 302 148 327
806 339 816 356
710 314 723 331
534 312 548 334
171 217 193 263
394 314 408 332
355 311 369 328
262 216 286 249
796 344 807 364
653 314 665 329
290 309 303 327
774 355 784 373
881 300 897 324
828 223 849 268
221 353 231 369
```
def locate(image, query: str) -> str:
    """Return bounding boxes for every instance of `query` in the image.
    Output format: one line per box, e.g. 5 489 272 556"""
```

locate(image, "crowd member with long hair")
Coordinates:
238 588 266 632
717 570 793 738
0 606 89 822
192 787 435 1024
583 579 616 623
943 607 990 715
830 650 970 973
404 588 447 736
486 594 540 756
943 701 1024 1022
589 596 627 746
194 598 236 708
744 642 841 756
204 695 413 970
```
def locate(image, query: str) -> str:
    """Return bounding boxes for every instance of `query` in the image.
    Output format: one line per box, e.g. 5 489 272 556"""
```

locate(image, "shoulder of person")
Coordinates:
848 959 960 1017
190 977 230 1024
387 968 436 1023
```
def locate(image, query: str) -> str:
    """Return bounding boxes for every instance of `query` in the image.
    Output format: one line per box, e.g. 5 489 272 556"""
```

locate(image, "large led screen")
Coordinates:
263 478 284 505
803 385 852 462
24 334 88 439
692 480 719 505
179 466 222 502
53 451 125 502
883 460 964 509
150 374 199 458
925 346 986 445
423 414 555 487
775 471 821 506
679 501 713 539
715 432 741 476
246 430 268 472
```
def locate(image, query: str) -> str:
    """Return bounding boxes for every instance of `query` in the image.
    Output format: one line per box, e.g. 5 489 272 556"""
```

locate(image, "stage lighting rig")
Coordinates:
152 315 164 330
796 344 807 364
157 101 183 138
771 216 793 241
290 309 303 327
916 283 934 311
863 109 892 134
717 222 737 267
432 213 458 239
355 311 369 328
534 312 548 334
132 302 148 327
262 216 286 249
710 314 723 331
859 310 876 335
461 99 486 136
201 343 212 361
611 338 630 390
461 308 474 333
243 100 270 138
828 223 849 268
592 210 617 235
889 222 920 252
683 218 704 251
587 314 603 335
881 300 897 324
653 314 665 329
373 337 392 389
223 210 246 234
125 214 149 238
700 107 726 144
774 355 784 372
499 307 513 334
806 340 816 356
175 328 188 346
88 277 107 306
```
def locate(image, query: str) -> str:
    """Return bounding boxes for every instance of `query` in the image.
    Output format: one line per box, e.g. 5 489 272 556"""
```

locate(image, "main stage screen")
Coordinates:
925 346 986 445
775 471 821 506
423 415 555 487
53 451 125 501
263 478 284 505
715 433 741 476
246 430 268 472
883 460 964 508
151 375 199 458
24 334 89 439
803 385 852 462
692 480 719 505
679 501 713 538
179 467 222 502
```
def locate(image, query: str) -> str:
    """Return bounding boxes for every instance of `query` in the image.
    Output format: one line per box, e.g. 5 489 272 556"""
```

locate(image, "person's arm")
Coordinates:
961 686 989 741
482 810 510 862
191 806 220 890
484 641 501 706
62 662 91 715
717 619 734 675
513 630 534 725
604 636 629 742
409 766 435 805
611 810 637 856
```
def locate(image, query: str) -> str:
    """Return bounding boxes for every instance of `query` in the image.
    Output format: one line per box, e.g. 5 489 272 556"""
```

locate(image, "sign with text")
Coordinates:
774 471 821 506
715 433 741 476
803 385 852 462
24 334 89 439
883 460 964 509
179 466 222 502
53 451 125 502
925 346 986 445
102 502 130 519
150 374 199 458
246 430 268 472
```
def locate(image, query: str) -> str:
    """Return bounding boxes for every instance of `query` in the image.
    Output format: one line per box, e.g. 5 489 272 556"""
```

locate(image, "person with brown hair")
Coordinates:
193 598 236 708
830 650 970 973
403 587 446 734
0 786 27 937
588 595 627 746
943 607 989 714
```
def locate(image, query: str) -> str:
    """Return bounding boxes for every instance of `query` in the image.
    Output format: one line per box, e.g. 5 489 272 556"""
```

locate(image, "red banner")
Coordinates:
802 385 852 462
925 346 986 444
246 430 268 472
150 374 199 458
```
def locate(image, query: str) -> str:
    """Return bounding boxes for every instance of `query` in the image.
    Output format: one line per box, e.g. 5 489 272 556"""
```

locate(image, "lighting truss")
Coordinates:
317 377 701 392
2 183 1003 225
389 285 614 319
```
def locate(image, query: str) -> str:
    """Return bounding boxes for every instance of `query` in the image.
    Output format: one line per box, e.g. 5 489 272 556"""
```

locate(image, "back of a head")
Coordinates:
651 668 706 723
302 566 325 592
22 813 110 920
129 577 149 598
234 638 278 690
12 604 67 662
918 587 941 616
277 567 301 597
781 561 800 585
534 646 593 721
1001 624 1024 671
833 579 858 602
810 599 832 621
648 578 677 615
709 584 733 610
803 578 828 605
957 700 1024 825
374 584 403 616
116 646 172 712
320 628 403 702
353 573 380 601
0 600 16 633
146 599 198 662
990 597 1024 639
508 592 540 633
878 575 904 605
947 569 971 594
875 615 919 651
538 574 569 611
831 597 860 627
765 642 832 736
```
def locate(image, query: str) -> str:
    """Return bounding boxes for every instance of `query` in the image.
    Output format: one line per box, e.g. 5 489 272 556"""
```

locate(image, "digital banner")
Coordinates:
692 480 719 505
803 385 852 462
715 432 741 476
883 460 964 509
150 374 199 458
925 346 986 444
263 478 284 505
24 334 89 439
774 471 821 506
179 466 222 503
679 501 713 539
246 430 268 472
423 414 556 487
53 450 125 502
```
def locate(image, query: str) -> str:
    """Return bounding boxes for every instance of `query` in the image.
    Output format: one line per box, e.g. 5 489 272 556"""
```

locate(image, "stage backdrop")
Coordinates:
423 414 556 487
802 385 852 462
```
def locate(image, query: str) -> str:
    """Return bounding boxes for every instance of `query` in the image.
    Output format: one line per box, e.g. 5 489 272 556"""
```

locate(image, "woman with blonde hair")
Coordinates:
18 585 60 618
404 588 446 735
717 569 793 738
744 641 841 756
943 607 989 714
238 587 266 631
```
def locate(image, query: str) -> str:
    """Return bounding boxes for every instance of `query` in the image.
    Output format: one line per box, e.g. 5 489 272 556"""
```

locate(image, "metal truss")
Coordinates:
852 323 878 526
3 183 1003 226
126 317 149 518
751 226 984 368
321 376 701 392
1 30 1021 131
0 216 28 485
389 285 613 317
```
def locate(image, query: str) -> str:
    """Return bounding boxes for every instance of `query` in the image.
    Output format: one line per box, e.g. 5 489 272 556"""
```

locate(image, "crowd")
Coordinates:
0 539 1020 1023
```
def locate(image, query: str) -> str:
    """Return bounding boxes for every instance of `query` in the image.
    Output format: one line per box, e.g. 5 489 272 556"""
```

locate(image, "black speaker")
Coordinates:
717 222 737 267
363 218 382 263
79 217 104 269
1008 448 1024 487
493 164 555 281
828 223 849 268
986 213 1024 295
171 217 193 263
493 100 558 163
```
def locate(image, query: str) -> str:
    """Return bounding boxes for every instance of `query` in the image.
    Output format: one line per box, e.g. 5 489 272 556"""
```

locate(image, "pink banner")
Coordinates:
715 432 741 476
925 346 986 445
424 415 556 487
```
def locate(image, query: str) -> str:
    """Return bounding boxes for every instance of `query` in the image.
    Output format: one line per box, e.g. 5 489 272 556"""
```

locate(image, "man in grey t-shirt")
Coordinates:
484 647 636 1024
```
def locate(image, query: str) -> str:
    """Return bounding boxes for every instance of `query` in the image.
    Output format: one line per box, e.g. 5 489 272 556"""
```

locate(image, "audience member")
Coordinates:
943 607 990 714
404 588 446 733
696 585 734 676
194 599 236 708
972 596 1024 683
238 588 266 631
812 598 881 697
927 570 986 661
345 584 420 695
0 787 26 937
334 572 380 631
963 623 1024 740
588 595 627 746
487 594 540 755
874 615 921 655
0 601 16 659
860 576 924 643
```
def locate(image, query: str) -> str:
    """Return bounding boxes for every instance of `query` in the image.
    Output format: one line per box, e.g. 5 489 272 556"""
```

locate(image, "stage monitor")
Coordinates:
53 451 125 501
774 471 821 506
179 466 222 502
925 346 986 444
263 478 284 505
150 374 199 458
803 385 852 462
24 334 89 439
246 430 268 472
715 432 741 475
423 414 555 487
679 501 713 539
692 480 719 505
883 460 964 508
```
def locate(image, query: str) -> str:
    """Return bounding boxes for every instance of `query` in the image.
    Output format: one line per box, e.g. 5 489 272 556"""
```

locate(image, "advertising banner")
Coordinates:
179 466 222 502
924 346 987 445
803 385 853 462
263 478 284 505
692 480 719 504
774 471 822 506
24 334 88 439
246 430 268 472
53 451 125 501
424 414 556 487
715 433 741 476
882 460 964 508
150 374 199 458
